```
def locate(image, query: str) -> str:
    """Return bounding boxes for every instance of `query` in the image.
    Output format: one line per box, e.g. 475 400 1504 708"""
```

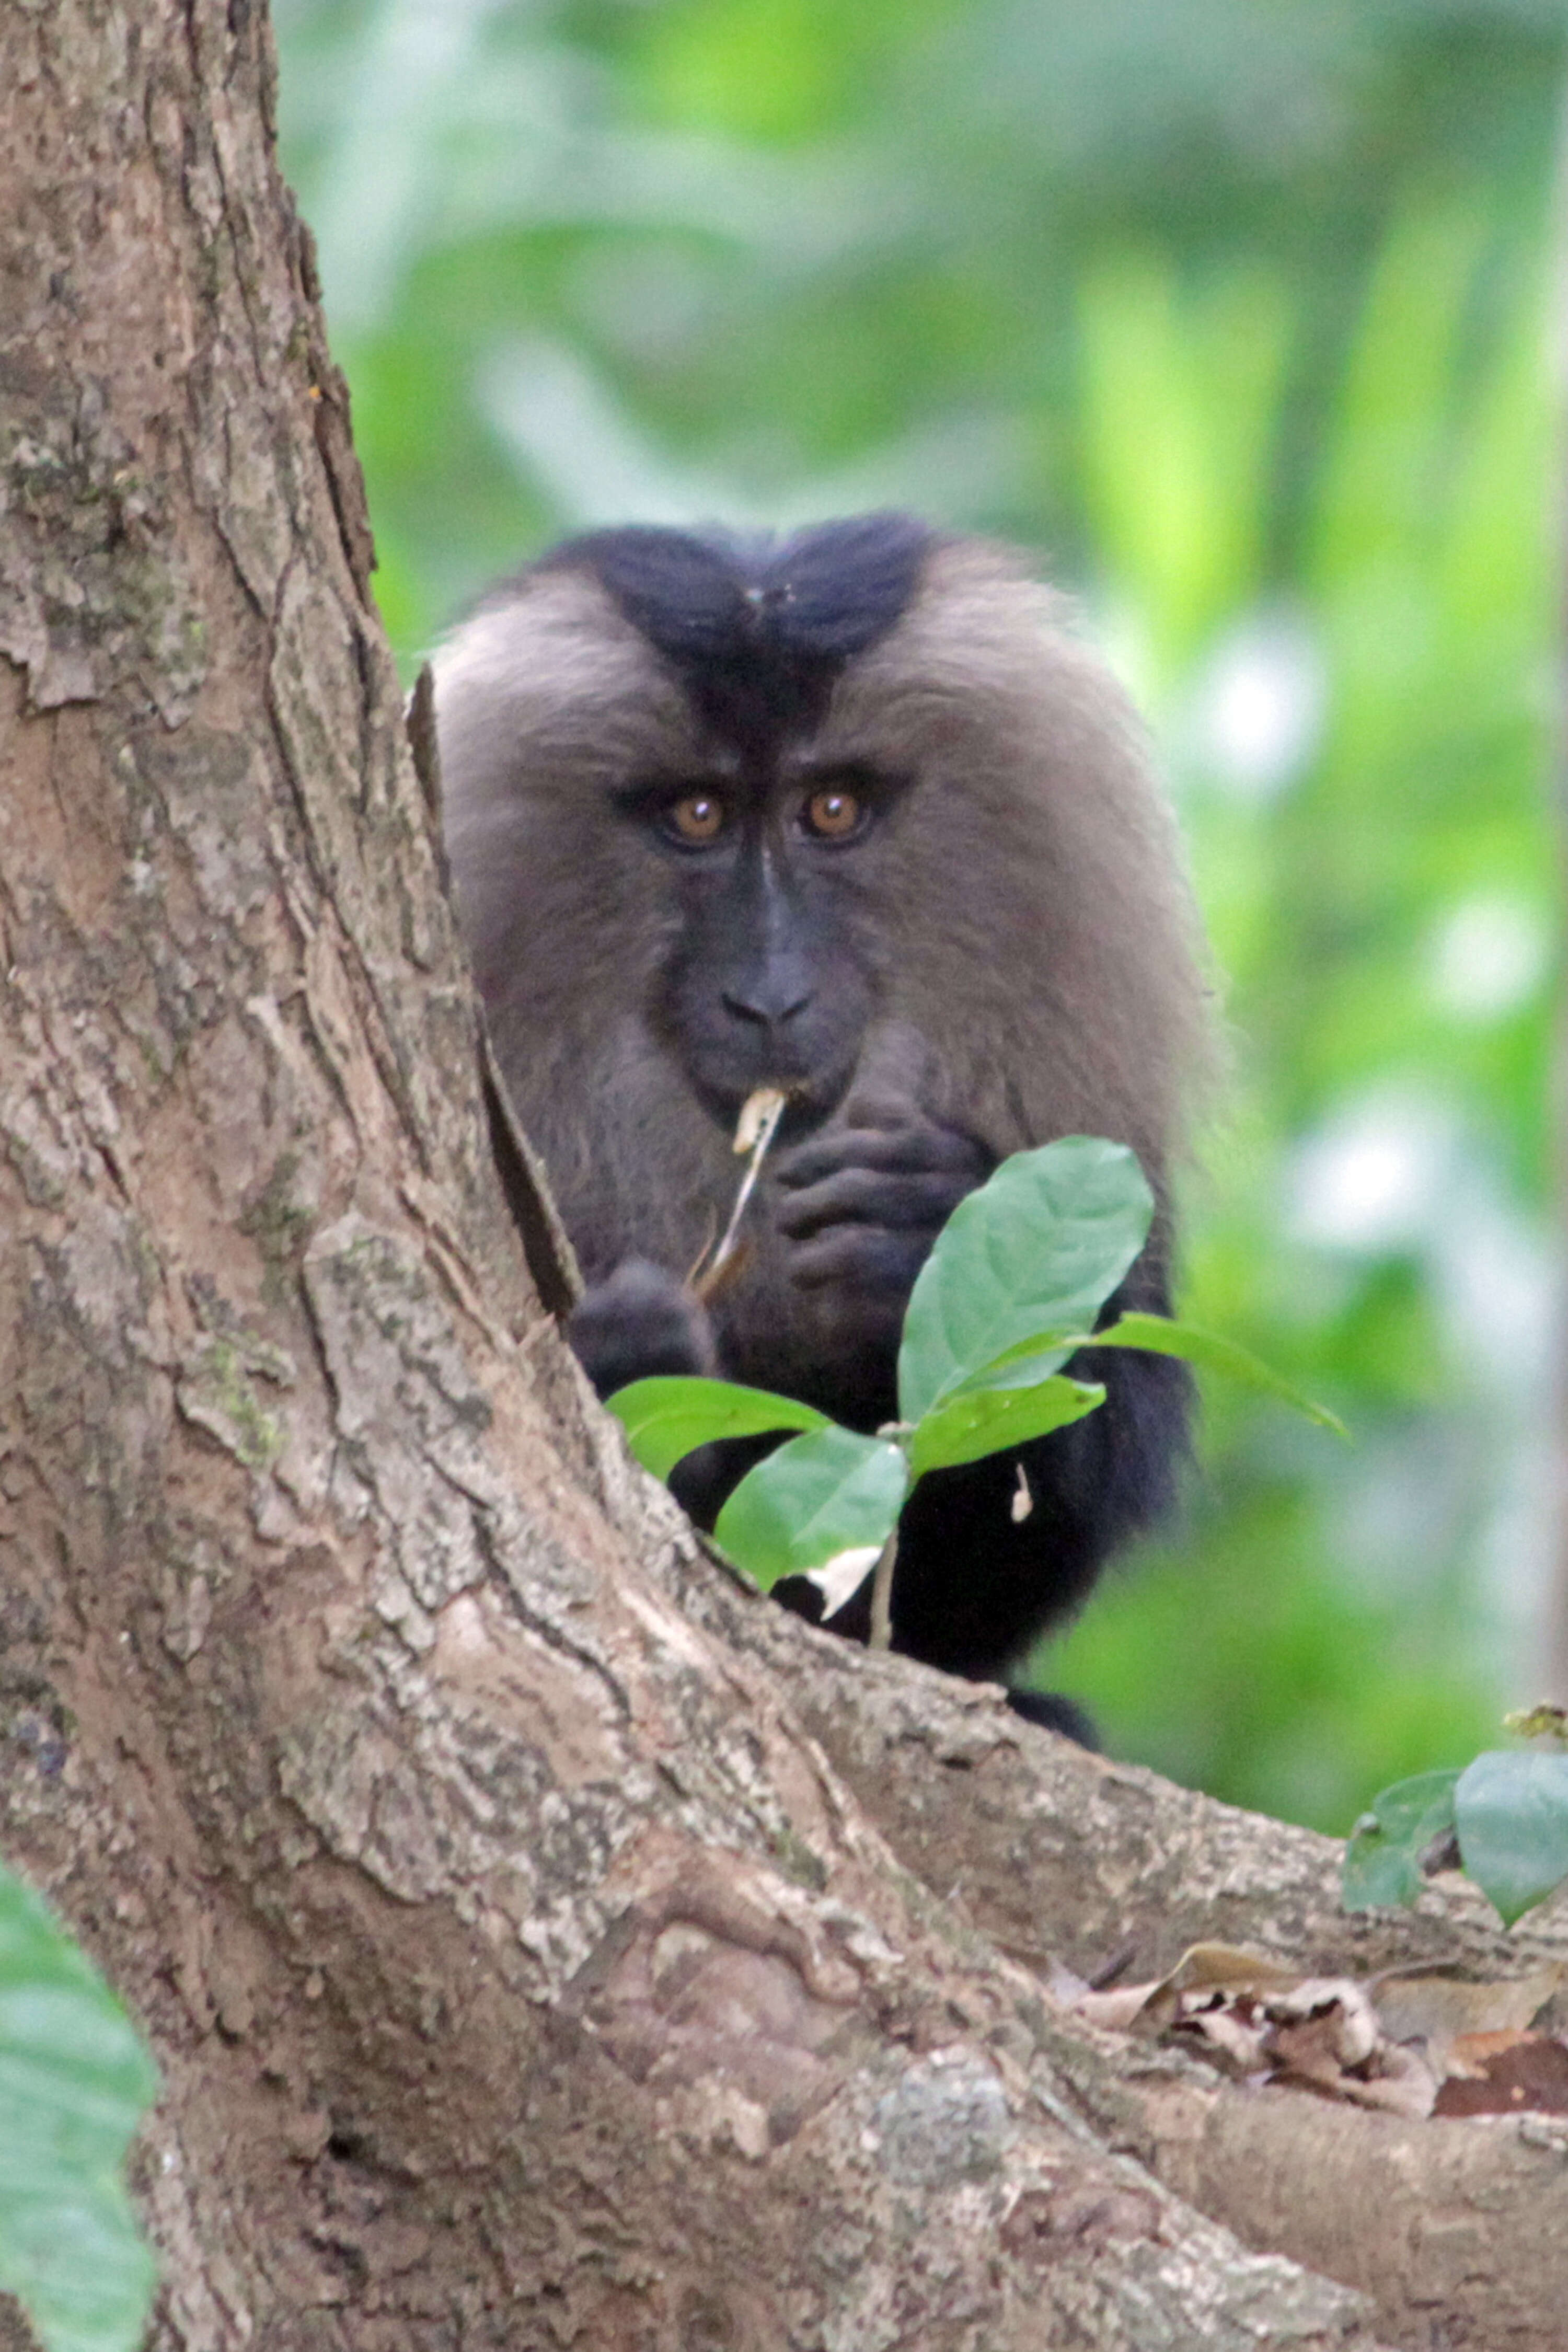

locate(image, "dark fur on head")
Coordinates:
435 516 1211 1713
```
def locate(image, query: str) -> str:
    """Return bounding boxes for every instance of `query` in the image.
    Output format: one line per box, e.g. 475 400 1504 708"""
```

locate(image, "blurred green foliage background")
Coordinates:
274 0 1566 1832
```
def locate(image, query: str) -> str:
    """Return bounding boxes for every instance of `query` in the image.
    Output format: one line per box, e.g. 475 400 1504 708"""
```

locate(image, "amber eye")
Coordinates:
803 787 864 841
666 793 727 846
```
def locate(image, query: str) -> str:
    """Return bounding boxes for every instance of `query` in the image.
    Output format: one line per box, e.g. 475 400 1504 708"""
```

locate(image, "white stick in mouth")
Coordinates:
733 1085 789 1157
694 1086 790 1300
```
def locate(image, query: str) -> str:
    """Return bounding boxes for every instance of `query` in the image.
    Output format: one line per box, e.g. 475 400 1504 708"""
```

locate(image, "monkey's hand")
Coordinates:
568 1258 719 1401
771 1117 992 1362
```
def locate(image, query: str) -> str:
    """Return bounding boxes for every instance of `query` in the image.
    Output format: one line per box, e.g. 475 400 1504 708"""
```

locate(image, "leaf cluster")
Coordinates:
1344 1743 1568 1928
611 1136 1335 1604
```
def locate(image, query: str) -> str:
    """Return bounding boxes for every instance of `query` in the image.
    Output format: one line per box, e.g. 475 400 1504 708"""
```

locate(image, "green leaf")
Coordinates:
931 1327 1091 1401
909 1375 1105 1478
606 1376 830 1482
1340 1769 1459 1911
942 1313 1344 1435
0 1864 159 2352
898 1138 1154 1424
713 1425 909 1590
1085 1313 1348 1435
1455 1749 1568 1927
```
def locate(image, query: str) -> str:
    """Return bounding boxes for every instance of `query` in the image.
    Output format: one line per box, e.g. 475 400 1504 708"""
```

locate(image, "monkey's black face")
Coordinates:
528 514 939 1134
627 758 896 1125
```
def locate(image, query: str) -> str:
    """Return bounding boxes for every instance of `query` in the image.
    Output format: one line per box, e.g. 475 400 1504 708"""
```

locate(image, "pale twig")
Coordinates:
693 1087 789 1302
868 1530 898 1652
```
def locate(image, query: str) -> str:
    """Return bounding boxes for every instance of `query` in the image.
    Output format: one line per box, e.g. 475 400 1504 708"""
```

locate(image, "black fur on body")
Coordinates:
434 516 1210 1725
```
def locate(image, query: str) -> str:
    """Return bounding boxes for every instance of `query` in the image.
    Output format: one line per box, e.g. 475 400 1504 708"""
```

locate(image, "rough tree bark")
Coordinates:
1 7 1563 2349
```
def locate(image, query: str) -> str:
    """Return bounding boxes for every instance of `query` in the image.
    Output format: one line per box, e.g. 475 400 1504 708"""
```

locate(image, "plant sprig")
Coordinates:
610 1136 1339 1643
1344 1720 1568 1926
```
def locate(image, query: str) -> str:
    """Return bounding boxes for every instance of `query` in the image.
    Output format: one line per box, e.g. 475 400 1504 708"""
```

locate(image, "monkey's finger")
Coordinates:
786 1227 928 1294
775 1168 967 1237
832 1090 925 1133
773 1124 987 1189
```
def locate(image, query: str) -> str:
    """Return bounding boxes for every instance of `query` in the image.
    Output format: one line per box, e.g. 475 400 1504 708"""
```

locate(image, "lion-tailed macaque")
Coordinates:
434 516 1210 1734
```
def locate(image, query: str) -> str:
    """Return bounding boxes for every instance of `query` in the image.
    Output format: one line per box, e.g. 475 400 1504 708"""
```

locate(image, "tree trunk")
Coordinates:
0 7 1562 2349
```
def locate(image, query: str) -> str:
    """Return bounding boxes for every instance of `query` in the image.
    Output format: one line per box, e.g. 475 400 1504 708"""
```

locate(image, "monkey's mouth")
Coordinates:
687 1060 851 1140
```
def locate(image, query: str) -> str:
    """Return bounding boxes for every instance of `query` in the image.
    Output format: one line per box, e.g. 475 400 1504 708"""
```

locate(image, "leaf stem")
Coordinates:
868 1529 898 1652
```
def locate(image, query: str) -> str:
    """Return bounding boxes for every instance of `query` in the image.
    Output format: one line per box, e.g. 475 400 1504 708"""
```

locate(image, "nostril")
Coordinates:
722 986 814 1028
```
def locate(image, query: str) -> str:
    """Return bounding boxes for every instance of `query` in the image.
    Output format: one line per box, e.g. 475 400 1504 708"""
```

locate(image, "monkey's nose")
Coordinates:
722 981 815 1030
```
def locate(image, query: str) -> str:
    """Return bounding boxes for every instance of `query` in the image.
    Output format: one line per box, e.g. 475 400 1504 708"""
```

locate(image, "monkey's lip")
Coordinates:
690 1067 849 1139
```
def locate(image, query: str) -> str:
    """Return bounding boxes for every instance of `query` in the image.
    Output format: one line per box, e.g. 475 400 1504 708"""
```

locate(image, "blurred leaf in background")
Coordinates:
273 0 1565 1832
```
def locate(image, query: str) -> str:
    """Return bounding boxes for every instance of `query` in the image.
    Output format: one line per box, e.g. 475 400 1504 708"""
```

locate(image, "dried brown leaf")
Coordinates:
1432 2035 1568 2118
1371 1965 1563 2053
